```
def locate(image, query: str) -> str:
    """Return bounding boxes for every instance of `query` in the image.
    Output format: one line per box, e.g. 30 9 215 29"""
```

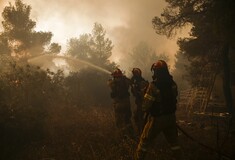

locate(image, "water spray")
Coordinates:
28 54 112 75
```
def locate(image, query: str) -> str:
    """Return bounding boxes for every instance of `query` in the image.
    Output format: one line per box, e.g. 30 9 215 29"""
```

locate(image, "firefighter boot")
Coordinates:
134 150 146 160
171 146 182 160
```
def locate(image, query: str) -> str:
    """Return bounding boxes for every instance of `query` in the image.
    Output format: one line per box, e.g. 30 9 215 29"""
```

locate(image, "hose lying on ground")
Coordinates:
176 124 233 160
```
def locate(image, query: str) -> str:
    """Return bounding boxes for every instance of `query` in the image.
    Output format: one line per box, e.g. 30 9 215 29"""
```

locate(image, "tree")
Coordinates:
47 43 61 54
121 41 169 81
0 0 52 58
172 51 190 91
152 0 235 116
0 33 11 55
67 22 115 70
66 23 116 106
67 34 93 60
90 23 113 65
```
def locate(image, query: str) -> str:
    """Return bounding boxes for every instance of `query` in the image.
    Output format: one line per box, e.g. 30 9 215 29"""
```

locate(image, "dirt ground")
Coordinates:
1 105 235 160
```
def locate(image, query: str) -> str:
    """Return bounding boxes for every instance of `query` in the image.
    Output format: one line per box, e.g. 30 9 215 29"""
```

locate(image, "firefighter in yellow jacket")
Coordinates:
135 60 182 160
108 68 134 138
131 68 149 135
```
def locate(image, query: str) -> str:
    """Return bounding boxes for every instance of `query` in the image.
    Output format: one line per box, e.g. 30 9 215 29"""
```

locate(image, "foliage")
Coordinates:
0 61 234 160
67 34 93 60
65 22 116 108
0 0 53 57
91 23 113 63
67 22 116 71
0 61 67 159
47 42 62 54
0 33 11 55
0 62 66 120
121 41 170 81
65 22 116 107
172 51 190 90
65 69 112 107
152 0 235 80
0 59 121 159
153 0 235 115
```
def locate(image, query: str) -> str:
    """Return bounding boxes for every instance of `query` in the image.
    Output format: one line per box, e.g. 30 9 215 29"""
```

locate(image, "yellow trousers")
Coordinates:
135 113 181 160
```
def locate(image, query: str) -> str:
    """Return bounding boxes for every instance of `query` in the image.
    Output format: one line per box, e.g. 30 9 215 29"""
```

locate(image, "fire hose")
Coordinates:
176 124 233 160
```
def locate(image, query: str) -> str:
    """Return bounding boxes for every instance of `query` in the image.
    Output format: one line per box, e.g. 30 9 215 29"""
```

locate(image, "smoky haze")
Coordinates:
0 0 187 66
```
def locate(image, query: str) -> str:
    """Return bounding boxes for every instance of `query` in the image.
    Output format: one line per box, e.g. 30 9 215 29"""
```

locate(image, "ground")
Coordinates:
1 104 235 160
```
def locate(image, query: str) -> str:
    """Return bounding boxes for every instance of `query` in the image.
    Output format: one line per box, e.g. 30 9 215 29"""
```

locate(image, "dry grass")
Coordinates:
10 105 136 160
1 103 235 160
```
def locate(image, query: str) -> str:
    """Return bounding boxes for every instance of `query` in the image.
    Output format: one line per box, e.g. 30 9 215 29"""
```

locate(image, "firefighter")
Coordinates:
135 60 182 160
108 68 134 138
131 68 149 135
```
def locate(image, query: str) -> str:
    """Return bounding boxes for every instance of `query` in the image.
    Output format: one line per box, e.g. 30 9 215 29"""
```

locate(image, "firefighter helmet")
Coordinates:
151 60 168 72
132 68 142 76
111 68 123 77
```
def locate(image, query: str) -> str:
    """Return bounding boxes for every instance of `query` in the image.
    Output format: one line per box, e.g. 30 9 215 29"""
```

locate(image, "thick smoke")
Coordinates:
0 0 189 66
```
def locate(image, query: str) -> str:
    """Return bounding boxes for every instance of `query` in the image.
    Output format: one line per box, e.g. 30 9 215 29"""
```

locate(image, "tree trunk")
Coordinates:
222 43 234 118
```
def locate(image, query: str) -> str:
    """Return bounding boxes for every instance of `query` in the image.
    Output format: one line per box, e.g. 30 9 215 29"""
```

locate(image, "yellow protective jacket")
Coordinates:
142 78 178 116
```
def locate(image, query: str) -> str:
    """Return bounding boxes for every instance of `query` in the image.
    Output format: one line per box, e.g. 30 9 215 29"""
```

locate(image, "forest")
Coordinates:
0 0 235 159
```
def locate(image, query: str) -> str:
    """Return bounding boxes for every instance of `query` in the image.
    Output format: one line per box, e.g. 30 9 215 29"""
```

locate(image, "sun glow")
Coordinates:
34 14 92 53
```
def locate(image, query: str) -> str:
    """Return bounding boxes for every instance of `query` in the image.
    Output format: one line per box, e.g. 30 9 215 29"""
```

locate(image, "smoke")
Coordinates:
0 0 189 66
0 0 4 6
28 54 112 75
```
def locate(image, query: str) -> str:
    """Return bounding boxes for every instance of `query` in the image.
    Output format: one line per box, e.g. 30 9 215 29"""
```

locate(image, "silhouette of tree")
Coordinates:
0 0 52 58
47 43 61 55
67 34 93 60
0 34 11 55
172 51 190 91
152 0 235 116
67 22 115 71
121 41 169 81
66 23 116 106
